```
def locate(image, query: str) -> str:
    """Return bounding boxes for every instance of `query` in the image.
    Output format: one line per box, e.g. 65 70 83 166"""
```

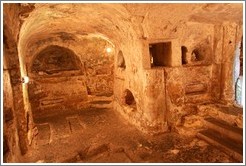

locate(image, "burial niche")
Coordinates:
149 42 172 67
31 45 82 75
124 89 136 106
181 46 188 65
117 50 126 69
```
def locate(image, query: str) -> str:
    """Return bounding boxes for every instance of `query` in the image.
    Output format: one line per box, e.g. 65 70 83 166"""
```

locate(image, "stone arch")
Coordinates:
124 89 136 105
190 39 212 64
18 4 142 75
30 45 83 75
123 89 137 112
16 3 144 142
191 48 204 61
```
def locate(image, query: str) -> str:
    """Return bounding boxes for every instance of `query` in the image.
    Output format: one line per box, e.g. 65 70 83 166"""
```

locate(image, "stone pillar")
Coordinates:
210 24 223 102
220 23 239 104
143 69 167 132
3 3 31 156
9 68 29 155
3 68 21 162
4 46 29 155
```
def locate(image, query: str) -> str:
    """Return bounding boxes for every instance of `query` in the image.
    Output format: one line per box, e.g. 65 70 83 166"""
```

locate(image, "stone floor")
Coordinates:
20 107 237 163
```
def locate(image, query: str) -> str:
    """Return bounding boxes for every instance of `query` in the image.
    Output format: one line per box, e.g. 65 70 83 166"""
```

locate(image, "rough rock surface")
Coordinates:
3 3 243 163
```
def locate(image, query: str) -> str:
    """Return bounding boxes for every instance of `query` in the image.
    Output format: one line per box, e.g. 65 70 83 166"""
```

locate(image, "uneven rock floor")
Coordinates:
21 107 237 163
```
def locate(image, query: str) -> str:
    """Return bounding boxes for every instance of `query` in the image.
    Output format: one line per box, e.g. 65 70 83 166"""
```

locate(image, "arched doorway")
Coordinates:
28 45 85 118
27 36 115 119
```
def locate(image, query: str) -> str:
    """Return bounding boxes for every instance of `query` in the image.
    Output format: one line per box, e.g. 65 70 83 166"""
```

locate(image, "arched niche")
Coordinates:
123 89 137 110
125 89 135 105
191 48 204 61
117 50 126 69
31 45 82 76
190 39 212 64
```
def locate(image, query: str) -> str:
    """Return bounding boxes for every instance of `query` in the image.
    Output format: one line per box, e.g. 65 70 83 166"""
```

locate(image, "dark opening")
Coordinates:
240 37 243 75
181 46 188 64
191 48 203 61
3 135 9 155
149 42 172 67
117 50 126 69
26 112 30 131
125 89 136 106
4 107 13 123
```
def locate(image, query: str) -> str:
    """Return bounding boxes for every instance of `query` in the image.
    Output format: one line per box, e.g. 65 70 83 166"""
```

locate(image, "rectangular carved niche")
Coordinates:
185 83 207 95
149 42 172 67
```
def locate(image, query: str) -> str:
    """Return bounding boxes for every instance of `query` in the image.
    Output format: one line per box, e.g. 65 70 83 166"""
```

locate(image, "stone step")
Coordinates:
197 129 243 162
90 100 112 105
204 117 243 143
88 95 113 104
95 93 113 97
89 94 113 108
90 103 112 109
90 100 113 109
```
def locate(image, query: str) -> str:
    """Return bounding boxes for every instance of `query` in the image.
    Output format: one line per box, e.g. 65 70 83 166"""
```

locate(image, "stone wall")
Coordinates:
28 75 88 118
110 10 243 134
117 20 242 133
165 65 213 128
129 22 215 133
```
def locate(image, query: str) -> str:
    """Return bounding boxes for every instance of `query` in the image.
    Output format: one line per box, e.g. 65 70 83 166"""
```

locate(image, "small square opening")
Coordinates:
149 42 172 67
